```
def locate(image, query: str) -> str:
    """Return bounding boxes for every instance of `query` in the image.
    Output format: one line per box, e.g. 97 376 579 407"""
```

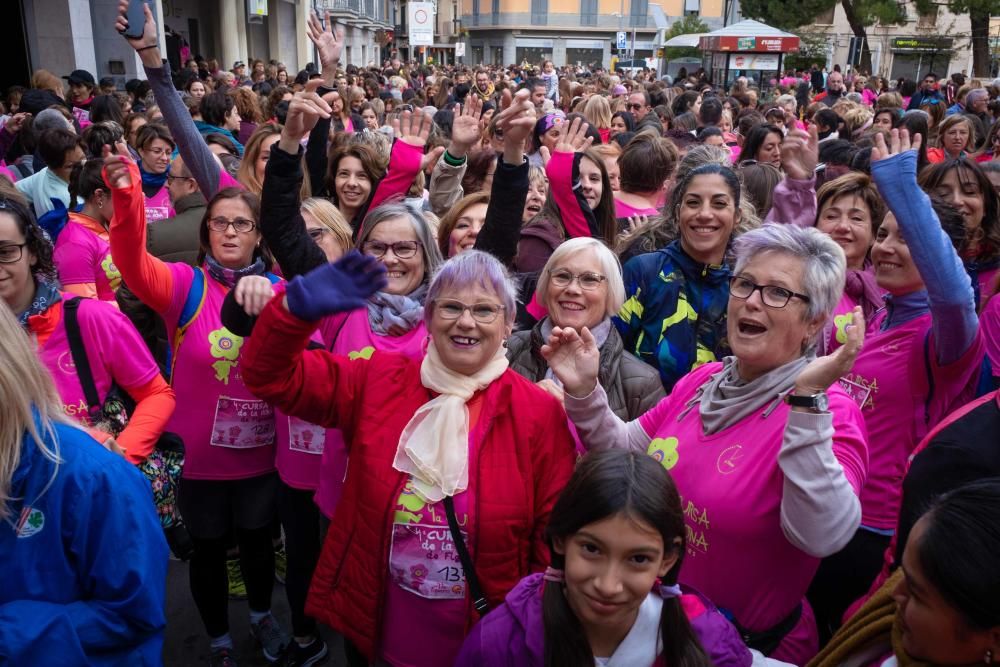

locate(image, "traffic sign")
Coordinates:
617 32 627 50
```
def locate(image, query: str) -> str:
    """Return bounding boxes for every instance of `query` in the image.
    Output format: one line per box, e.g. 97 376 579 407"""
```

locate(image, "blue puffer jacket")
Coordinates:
615 240 732 392
0 417 168 666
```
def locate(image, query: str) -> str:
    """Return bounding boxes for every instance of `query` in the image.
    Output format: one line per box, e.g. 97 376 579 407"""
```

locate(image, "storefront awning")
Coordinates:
663 33 702 48
699 18 799 53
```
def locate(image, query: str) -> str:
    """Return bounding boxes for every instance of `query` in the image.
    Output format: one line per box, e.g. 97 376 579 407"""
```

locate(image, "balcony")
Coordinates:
317 0 390 25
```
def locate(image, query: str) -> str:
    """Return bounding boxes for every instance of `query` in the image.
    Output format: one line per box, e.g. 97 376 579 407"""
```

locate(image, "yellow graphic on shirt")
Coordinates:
101 254 122 291
834 313 853 345
647 436 680 470
348 346 375 361
208 327 244 385
394 480 428 524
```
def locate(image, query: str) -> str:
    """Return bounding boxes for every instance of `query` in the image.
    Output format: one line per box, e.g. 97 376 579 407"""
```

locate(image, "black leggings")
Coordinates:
807 526 892 646
189 526 276 637
278 483 326 637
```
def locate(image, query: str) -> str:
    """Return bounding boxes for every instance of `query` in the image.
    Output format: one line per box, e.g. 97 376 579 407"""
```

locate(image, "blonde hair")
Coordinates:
31 69 65 98
583 95 613 130
0 302 66 521
536 237 625 317
301 197 353 255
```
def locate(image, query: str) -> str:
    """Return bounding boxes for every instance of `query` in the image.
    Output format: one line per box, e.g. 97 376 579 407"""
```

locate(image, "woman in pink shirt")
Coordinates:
133 123 174 223
546 222 869 664
614 133 676 220
53 160 121 303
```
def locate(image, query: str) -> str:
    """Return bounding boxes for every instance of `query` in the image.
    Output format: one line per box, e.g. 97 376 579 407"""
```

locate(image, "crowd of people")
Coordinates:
2 0 1000 665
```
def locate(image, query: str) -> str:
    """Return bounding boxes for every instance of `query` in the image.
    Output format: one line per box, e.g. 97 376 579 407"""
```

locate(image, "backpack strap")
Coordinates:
62 298 102 421
443 495 489 616
167 267 207 381
922 329 935 425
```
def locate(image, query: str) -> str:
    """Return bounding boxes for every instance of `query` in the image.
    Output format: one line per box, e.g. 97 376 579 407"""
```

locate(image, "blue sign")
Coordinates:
617 32 628 49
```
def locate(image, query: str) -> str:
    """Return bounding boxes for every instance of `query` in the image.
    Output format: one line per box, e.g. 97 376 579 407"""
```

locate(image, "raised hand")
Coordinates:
307 10 344 75
284 249 388 321
780 125 818 181
872 127 922 163
102 155 137 189
115 0 158 53
4 112 30 135
392 110 446 172
492 89 535 164
540 326 601 398
627 213 649 233
794 305 864 396
281 79 332 150
449 96 484 156
554 116 593 154
234 276 276 317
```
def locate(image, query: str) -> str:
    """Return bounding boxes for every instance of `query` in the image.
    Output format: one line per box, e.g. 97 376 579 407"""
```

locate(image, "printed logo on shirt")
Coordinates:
57 351 76 375
208 327 244 385
647 436 680 470
16 506 45 538
839 373 877 410
679 494 710 557
716 444 744 475
348 346 375 361
101 254 122 291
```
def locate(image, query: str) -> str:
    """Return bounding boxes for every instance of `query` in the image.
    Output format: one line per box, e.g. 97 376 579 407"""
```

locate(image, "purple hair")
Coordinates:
425 250 518 325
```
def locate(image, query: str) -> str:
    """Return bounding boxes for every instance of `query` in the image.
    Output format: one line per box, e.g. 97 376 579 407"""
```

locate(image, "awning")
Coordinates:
663 33 702 48
698 19 799 53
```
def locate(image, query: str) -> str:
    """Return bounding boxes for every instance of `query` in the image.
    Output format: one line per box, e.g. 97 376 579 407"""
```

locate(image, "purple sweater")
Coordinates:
454 574 752 667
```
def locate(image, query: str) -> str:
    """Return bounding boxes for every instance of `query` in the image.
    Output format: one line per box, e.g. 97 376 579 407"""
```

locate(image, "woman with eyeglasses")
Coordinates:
132 123 175 223
507 237 664 430
240 249 576 667
103 154 294 665
926 114 980 163
544 222 869 663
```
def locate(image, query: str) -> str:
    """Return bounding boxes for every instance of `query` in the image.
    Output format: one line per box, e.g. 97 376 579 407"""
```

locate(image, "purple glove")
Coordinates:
285 250 387 321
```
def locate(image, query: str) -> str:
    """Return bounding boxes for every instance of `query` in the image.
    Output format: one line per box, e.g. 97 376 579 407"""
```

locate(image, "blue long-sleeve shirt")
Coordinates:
0 418 168 666
870 150 978 365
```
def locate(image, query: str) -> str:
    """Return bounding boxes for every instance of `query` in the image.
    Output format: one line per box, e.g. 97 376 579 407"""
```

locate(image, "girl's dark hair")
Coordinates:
671 90 700 116
460 149 495 194
69 158 107 208
89 94 125 126
200 91 235 127
915 478 1000 631
197 187 273 269
204 132 239 156
524 150 617 249
542 450 710 667
619 134 678 193
813 108 842 134
667 163 741 238
740 123 783 164
874 107 904 129
929 195 970 255
671 111 698 132
134 123 175 152
899 78 917 98
919 157 1000 262
0 196 55 281
900 111 930 171
612 111 635 133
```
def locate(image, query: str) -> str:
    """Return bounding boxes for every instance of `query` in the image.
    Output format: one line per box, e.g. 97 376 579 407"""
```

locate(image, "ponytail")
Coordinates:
542 559 592 667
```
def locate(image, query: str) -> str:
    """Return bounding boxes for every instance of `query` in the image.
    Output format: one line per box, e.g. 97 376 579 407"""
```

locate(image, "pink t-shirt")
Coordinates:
162 264 277 480
638 363 867 665
311 308 429 517
53 214 121 302
840 314 984 530
976 265 998 309
144 185 174 223
40 296 159 425
983 297 1000 380
615 198 659 219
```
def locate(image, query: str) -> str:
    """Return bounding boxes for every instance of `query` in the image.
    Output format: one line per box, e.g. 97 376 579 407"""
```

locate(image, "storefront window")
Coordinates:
567 48 603 68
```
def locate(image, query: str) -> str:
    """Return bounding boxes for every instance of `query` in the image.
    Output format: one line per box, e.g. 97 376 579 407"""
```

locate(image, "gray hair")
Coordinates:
33 108 73 137
732 223 846 322
536 237 625 317
426 250 519 325
356 201 443 287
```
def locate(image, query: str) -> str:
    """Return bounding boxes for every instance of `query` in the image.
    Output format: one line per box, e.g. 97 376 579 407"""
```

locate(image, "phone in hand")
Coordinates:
119 0 149 39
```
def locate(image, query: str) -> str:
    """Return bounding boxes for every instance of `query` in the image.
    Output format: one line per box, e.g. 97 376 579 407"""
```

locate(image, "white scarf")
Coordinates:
392 339 510 502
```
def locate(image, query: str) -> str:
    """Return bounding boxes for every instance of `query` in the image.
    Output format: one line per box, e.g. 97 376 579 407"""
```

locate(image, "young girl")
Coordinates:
454 449 755 667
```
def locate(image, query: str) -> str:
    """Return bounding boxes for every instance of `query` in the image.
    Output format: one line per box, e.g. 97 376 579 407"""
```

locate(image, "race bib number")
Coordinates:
211 397 275 449
389 523 466 600
288 416 325 454
145 205 171 223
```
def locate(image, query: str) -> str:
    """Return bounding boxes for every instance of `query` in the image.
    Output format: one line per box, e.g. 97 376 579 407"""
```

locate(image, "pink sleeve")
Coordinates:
829 388 869 494
368 140 423 214
53 228 99 286
218 169 243 191
546 150 591 238
765 176 817 227
983 297 1000 379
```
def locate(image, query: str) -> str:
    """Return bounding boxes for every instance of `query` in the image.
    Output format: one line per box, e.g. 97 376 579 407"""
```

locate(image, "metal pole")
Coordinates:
631 25 636 62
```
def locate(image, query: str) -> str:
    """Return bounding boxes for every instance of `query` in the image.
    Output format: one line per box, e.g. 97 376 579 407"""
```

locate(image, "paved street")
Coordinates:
164 560 346 666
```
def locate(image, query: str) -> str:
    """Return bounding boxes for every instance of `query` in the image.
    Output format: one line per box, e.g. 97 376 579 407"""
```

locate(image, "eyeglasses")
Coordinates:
729 276 810 308
143 147 172 158
0 243 26 264
307 227 329 241
627 103 645 110
166 174 194 183
207 216 257 233
434 298 505 323
362 240 422 259
548 269 607 291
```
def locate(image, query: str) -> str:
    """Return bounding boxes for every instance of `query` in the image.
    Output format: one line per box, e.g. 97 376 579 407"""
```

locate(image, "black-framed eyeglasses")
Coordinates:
207 216 257 233
729 276 810 309
362 240 422 259
434 298 505 323
307 227 329 241
548 269 607 291
166 174 194 183
0 243 27 264
627 103 645 110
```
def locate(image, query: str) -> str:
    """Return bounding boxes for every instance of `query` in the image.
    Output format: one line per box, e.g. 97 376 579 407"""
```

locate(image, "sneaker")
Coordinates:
209 646 239 667
273 543 287 585
283 638 329 666
250 613 291 663
227 558 247 600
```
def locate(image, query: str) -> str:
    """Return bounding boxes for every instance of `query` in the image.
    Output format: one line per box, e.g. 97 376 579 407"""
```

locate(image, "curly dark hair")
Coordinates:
0 196 56 281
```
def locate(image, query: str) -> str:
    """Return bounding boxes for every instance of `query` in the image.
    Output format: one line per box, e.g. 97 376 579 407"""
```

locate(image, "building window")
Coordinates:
472 0 480 25
532 0 547 25
815 6 835 24
492 0 500 24
629 0 647 27
684 0 699 15
581 0 598 25
917 6 938 28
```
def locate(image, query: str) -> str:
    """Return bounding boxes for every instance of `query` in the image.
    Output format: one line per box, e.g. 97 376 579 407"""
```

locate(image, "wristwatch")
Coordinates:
785 391 829 413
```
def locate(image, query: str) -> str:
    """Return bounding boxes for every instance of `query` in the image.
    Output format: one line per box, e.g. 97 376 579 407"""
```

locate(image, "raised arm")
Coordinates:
766 126 818 227
428 95 482 215
870 129 979 365
547 117 599 239
104 157 175 314
115 0 223 199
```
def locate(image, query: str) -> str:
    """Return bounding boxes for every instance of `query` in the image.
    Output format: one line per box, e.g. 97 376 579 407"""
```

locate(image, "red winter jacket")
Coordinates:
241 300 577 661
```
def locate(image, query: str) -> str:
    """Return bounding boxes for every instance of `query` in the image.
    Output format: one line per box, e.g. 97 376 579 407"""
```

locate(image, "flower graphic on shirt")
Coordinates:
208 327 244 384
394 480 427 524
833 313 853 344
101 254 121 291
647 436 680 470
348 346 375 361
410 563 428 583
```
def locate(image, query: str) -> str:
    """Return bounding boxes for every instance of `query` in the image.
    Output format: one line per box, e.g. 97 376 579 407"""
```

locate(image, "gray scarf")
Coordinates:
541 317 612 385
683 355 813 435
366 284 428 335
